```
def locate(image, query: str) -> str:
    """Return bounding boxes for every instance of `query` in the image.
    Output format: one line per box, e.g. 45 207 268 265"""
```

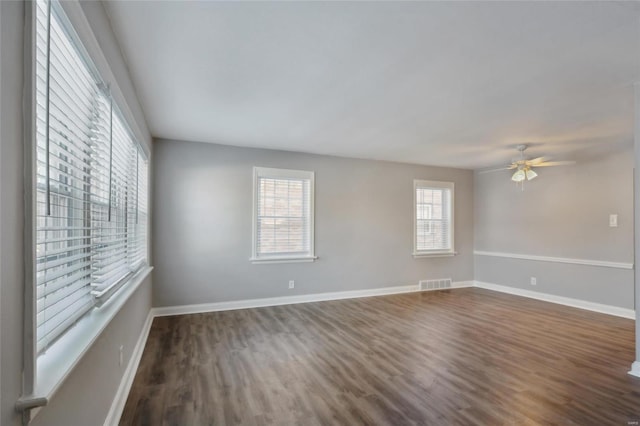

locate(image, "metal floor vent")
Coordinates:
419 278 452 291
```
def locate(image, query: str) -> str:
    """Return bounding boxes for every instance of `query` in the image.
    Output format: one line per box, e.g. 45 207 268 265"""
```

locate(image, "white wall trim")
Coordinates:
412 251 457 258
630 361 640 378
103 310 154 426
154 284 421 317
474 281 635 319
451 280 474 289
250 256 318 264
152 281 473 317
474 250 634 270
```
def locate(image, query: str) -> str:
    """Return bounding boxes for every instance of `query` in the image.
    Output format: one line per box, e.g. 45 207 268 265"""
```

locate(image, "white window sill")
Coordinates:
250 256 318 264
413 251 457 258
16 266 153 413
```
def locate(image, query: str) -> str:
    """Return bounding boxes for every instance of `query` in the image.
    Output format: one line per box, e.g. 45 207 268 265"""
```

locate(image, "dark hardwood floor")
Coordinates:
120 288 640 425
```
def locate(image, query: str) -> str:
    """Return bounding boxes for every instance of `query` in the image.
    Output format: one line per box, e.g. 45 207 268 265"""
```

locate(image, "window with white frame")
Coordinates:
414 180 454 256
34 0 148 353
252 167 315 262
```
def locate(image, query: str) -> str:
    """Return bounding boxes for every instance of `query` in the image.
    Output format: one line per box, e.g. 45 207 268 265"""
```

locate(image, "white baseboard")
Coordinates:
153 284 424 317
103 310 154 426
474 281 635 319
153 281 475 317
451 280 474 289
630 361 640 378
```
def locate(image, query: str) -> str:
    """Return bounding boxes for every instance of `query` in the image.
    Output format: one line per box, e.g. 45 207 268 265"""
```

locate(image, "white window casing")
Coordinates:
251 167 316 263
413 180 455 257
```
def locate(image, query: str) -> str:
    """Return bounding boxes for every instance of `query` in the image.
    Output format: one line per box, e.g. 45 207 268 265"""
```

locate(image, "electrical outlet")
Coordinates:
530 277 537 286
119 345 124 367
288 280 295 289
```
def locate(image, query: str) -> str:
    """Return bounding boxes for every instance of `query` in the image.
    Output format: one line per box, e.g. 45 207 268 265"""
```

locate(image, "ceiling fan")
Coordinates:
480 144 575 186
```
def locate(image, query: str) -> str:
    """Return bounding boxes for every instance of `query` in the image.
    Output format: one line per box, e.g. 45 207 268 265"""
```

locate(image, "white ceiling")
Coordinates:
104 1 639 170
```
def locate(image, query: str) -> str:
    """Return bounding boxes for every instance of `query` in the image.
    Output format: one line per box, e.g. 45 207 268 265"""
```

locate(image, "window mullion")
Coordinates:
45 0 52 216
107 90 113 222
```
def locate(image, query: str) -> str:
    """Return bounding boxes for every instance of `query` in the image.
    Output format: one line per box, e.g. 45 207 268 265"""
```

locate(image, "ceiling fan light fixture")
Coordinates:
525 169 538 181
480 145 575 189
511 169 525 182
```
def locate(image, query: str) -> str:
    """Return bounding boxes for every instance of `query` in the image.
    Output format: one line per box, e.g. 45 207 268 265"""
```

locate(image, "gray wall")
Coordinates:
1 2 23 424
0 2 152 425
152 139 474 307
0 0 3 415
474 141 634 308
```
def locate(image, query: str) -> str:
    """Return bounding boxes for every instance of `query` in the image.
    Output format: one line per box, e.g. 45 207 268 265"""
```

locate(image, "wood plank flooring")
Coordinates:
120 288 640 425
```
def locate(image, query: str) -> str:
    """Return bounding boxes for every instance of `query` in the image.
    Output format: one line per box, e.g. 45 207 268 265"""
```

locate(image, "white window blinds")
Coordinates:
252 167 315 261
35 0 148 353
414 180 454 255
90 108 139 301
129 153 149 270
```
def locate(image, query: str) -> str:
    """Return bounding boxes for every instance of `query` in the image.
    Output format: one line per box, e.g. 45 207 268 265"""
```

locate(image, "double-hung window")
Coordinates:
33 0 148 354
251 167 316 263
414 180 455 256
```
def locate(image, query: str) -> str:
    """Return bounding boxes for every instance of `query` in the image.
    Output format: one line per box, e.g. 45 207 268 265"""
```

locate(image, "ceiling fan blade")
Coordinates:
531 160 576 167
478 166 513 174
527 156 547 165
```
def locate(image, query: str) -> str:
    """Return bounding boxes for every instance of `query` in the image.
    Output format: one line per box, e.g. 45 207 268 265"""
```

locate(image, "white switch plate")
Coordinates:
609 214 618 228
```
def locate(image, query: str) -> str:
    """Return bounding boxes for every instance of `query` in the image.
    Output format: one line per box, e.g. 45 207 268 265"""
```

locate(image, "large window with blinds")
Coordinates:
34 0 148 353
413 180 454 256
251 167 316 263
